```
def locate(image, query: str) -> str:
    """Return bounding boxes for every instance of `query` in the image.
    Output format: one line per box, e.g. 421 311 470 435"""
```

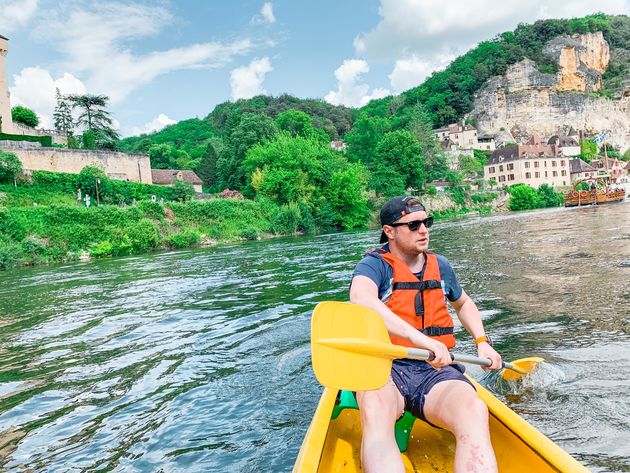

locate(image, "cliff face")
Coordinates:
470 32 630 151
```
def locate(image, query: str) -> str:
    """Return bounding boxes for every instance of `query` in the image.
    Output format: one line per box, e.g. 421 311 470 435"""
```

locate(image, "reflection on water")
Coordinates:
0 202 628 472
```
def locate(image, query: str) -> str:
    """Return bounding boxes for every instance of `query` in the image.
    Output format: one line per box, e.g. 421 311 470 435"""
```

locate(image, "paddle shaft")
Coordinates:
406 347 526 374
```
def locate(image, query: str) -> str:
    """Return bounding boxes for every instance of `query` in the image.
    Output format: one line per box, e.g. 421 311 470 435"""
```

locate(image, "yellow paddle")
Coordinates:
311 301 543 391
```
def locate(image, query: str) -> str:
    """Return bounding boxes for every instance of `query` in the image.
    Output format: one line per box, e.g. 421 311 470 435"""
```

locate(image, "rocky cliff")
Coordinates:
470 32 630 151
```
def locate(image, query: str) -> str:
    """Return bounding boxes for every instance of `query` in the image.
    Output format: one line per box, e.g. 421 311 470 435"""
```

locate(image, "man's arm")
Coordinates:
450 290 502 369
350 275 452 368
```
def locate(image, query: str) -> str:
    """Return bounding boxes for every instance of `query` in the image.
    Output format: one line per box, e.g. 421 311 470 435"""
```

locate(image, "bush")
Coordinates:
91 240 113 257
126 218 160 252
168 229 201 248
270 202 302 234
537 184 564 207
171 179 195 202
12 105 39 127
507 184 542 210
0 151 23 184
77 165 112 201
0 240 22 270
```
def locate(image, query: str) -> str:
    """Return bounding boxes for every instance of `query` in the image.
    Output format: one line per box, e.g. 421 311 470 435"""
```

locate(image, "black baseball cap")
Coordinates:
379 195 426 243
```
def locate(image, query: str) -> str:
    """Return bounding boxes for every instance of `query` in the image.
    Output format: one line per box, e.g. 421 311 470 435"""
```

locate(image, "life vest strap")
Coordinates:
393 280 441 291
421 326 454 336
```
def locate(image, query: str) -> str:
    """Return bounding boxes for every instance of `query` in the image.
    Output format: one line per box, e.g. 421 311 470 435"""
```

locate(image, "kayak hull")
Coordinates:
293 377 589 472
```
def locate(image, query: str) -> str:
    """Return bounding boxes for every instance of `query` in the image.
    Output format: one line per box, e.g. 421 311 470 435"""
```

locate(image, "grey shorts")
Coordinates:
391 359 474 427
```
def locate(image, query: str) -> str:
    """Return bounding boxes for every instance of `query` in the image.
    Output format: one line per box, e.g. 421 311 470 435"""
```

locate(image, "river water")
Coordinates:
0 202 628 472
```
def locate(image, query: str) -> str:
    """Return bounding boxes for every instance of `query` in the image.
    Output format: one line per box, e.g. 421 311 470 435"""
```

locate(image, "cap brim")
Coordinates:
379 230 387 243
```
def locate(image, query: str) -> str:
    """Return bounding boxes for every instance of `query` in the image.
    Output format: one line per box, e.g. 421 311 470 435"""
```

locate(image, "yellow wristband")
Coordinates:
474 335 488 345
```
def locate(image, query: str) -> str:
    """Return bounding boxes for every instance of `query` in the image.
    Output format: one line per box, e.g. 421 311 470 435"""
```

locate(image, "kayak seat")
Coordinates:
331 390 417 453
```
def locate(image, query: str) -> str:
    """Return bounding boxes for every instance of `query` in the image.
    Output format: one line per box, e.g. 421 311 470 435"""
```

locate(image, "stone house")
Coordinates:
151 169 203 193
434 122 496 151
569 158 597 183
330 140 347 152
484 135 570 188
589 157 627 182
547 128 581 157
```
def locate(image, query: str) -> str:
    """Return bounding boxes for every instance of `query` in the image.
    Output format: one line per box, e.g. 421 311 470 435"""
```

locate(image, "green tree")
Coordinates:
68 94 119 149
196 142 218 190
374 130 426 191
77 165 112 202
345 116 391 166
324 163 370 230
275 109 314 138
148 144 191 169
580 139 597 162
11 105 39 128
171 179 195 201
0 151 23 186
537 184 564 207
507 183 542 210
53 88 74 135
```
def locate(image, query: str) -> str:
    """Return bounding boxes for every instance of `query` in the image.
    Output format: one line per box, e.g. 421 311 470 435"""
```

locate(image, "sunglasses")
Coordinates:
389 217 433 232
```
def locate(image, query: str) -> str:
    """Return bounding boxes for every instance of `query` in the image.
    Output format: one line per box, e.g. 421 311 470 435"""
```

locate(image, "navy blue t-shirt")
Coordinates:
352 245 463 304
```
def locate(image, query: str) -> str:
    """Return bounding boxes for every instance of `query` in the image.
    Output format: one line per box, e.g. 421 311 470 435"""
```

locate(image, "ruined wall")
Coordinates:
470 32 630 152
0 143 152 184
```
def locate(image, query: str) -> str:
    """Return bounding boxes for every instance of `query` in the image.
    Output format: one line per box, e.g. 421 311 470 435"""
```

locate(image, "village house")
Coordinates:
589 156 628 182
151 169 203 193
330 140 347 152
484 135 570 188
434 122 496 151
547 127 581 157
569 158 598 183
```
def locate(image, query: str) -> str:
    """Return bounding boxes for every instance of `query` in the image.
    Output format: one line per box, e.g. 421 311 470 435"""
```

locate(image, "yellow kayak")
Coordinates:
293 378 590 472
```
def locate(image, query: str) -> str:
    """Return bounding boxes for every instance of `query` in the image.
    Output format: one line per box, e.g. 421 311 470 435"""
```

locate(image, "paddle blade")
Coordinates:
311 301 399 391
502 357 545 381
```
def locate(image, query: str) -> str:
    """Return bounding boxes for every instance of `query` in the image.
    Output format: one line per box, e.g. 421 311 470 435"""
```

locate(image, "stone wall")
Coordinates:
0 143 152 184
470 32 630 152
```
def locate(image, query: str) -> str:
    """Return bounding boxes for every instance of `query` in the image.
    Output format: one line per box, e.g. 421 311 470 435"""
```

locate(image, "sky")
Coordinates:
1 0 629 137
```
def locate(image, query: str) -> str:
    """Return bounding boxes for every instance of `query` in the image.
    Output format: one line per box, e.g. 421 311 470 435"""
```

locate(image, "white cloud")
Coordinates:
251 2 276 24
324 59 390 108
0 0 38 32
355 0 630 93
388 54 453 93
126 113 176 137
9 67 86 129
230 57 273 100
261 3 276 23
34 2 253 103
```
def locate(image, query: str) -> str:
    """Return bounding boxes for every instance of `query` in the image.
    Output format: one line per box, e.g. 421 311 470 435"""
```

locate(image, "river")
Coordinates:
0 202 628 472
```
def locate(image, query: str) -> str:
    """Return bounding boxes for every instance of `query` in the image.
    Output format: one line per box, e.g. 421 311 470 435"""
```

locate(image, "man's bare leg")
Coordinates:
423 380 498 473
356 379 406 473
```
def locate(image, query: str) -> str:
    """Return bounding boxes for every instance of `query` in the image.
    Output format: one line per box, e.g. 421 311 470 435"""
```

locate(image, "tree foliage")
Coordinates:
11 105 39 128
53 89 74 135
0 151 23 185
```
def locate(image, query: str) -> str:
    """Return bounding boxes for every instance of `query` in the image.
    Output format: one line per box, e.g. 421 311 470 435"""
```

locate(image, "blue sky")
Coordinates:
1 0 629 136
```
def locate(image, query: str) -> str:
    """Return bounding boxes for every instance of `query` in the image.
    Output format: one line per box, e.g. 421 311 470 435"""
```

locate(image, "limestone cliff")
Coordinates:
470 32 630 151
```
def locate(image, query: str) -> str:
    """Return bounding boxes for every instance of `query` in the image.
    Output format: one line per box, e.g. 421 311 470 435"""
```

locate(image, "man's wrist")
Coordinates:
474 335 492 346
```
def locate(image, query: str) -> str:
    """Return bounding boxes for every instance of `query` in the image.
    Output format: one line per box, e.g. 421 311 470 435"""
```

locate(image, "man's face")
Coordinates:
386 210 430 254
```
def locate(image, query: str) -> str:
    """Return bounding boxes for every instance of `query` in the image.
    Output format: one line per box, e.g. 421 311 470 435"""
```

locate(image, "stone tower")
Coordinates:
0 34 14 133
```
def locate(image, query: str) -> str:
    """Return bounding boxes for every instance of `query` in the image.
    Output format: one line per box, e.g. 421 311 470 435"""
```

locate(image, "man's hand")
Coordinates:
424 339 452 369
477 342 502 370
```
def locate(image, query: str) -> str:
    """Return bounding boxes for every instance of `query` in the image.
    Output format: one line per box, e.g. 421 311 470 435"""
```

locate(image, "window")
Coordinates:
560 160 565 166
507 163 514 170
499 165 504 172
508 174 515 181
553 171 558 177
545 171 548 177
563 181 566 185
488 167 495 173
498 175 506 182
544 161 547 167
525 162 530 168
525 172 531 178
552 161 557 167
561 170 566 176
534 161 539 168
535 172 540 178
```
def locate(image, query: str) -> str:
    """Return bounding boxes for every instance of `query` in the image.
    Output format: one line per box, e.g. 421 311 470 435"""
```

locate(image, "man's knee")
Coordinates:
451 395 489 433
358 390 401 428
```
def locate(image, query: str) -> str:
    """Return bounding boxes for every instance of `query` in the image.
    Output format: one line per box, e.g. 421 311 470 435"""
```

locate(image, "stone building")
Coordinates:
433 122 496 151
569 158 597 182
484 135 570 187
590 156 628 182
547 127 581 157
151 169 203 193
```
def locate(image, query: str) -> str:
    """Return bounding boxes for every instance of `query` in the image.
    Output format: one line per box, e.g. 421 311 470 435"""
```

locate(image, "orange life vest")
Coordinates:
371 247 455 349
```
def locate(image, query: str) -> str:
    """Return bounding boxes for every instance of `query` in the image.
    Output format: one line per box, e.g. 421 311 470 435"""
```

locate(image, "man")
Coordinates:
349 195 502 473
